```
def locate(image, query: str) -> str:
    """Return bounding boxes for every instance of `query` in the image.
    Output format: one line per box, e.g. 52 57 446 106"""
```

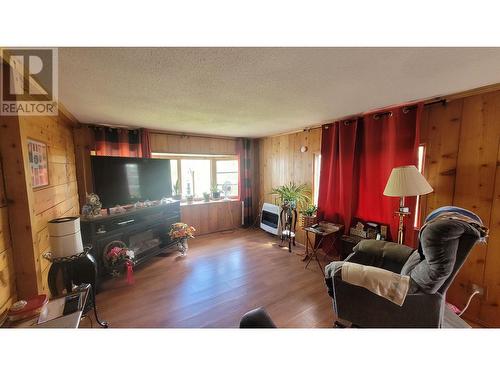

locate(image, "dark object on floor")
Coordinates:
325 215 482 328
239 307 277 328
47 251 108 327
339 234 364 260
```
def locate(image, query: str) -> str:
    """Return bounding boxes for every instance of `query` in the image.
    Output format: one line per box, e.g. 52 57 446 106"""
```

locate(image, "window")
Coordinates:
152 153 239 200
313 153 321 206
181 159 211 197
216 159 239 198
414 144 426 228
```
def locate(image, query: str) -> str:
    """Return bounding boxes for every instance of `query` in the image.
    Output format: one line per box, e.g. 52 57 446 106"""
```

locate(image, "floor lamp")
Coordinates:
383 165 433 244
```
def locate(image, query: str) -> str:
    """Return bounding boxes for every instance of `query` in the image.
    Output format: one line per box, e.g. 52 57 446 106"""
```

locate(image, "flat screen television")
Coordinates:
91 156 172 207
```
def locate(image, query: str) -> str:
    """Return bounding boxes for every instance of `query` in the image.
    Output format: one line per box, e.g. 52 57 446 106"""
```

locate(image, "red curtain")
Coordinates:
354 105 422 246
237 138 255 227
317 104 422 248
318 119 359 231
140 128 152 158
93 127 142 157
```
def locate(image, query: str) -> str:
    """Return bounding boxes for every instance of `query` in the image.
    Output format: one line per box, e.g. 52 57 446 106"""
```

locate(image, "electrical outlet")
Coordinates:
469 283 485 297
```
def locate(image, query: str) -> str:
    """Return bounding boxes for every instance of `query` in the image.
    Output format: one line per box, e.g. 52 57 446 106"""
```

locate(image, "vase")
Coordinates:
177 238 188 256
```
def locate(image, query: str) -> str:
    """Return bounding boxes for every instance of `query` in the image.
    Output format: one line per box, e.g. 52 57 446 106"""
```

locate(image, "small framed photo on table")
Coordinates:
28 139 49 188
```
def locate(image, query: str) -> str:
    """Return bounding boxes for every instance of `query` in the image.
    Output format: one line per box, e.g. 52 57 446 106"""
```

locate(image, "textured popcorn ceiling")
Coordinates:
59 47 500 138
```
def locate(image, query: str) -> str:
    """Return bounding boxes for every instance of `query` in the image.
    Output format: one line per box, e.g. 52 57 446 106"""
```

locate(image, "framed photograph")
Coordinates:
380 225 388 240
28 139 49 188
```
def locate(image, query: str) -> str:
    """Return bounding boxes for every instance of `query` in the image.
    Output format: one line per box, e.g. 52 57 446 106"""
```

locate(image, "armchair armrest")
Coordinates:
345 239 415 273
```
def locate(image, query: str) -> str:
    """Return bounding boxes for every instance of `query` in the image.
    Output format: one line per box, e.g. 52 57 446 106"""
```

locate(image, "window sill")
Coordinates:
180 198 240 207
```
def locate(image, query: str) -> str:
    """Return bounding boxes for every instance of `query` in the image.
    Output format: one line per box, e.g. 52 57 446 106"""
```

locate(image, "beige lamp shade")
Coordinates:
383 165 433 197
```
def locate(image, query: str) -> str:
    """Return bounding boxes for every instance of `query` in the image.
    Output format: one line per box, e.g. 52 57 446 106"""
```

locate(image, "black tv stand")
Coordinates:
80 201 181 285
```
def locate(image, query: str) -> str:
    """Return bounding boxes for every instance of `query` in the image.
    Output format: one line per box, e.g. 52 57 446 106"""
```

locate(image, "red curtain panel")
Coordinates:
140 128 152 158
93 127 142 157
237 138 255 227
354 105 421 246
318 119 359 232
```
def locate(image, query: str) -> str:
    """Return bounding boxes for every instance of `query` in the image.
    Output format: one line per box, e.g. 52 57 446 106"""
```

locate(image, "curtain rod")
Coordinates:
341 99 447 123
424 98 447 107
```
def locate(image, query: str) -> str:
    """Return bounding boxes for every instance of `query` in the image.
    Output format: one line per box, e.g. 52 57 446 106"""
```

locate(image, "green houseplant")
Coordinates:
300 204 318 228
271 182 311 211
211 183 221 199
300 204 318 217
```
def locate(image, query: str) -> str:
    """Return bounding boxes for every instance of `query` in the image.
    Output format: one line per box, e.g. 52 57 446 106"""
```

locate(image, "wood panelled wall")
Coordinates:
181 200 242 236
258 129 322 245
0 111 79 299
0 162 16 317
150 132 237 155
420 90 500 327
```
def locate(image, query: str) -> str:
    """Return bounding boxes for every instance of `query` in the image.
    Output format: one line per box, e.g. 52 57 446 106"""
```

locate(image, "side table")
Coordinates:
2 284 90 328
45 249 108 328
304 222 343 275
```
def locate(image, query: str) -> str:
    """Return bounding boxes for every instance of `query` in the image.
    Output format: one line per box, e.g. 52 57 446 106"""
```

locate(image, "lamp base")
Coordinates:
395 210 411 245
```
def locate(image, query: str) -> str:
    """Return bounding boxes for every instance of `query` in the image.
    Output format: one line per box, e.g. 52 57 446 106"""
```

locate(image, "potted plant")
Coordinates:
203 192 210 202
211 183 221 199
271 182 311 211
169 222 196 256
172 179 182 200
300 204 318 228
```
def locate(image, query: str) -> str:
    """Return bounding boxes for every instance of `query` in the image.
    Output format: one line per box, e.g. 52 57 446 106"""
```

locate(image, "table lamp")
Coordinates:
383 165 433 244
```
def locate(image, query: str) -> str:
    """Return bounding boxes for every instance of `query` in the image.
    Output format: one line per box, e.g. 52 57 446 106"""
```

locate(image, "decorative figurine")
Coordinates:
82 193 102 218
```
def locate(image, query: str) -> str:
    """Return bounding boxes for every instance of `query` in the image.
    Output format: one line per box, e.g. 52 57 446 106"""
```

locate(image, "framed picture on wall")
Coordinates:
28 139 49 188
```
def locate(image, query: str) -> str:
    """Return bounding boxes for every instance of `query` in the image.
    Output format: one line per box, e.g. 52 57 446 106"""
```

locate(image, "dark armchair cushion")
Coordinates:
350 240 414 273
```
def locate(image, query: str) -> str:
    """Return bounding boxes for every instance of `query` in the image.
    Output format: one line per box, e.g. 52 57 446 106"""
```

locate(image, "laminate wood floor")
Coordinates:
91 228 335 328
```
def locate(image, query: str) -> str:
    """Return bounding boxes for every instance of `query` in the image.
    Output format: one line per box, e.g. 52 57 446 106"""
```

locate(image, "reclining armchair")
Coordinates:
325 213 484 328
